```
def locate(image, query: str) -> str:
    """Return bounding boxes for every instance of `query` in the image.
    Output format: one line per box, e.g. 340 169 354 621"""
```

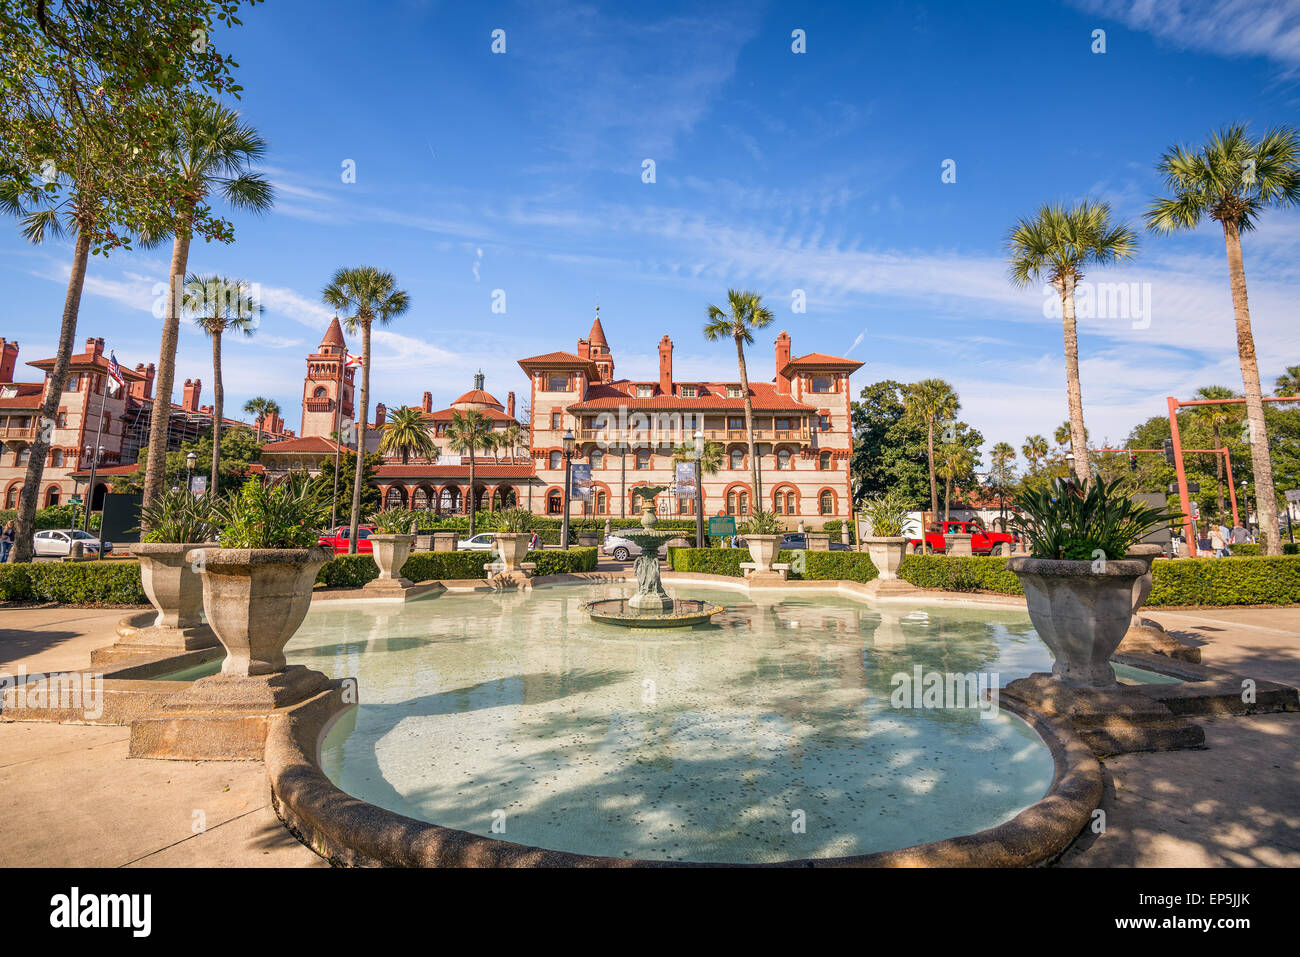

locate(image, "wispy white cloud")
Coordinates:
1069 0 1300 66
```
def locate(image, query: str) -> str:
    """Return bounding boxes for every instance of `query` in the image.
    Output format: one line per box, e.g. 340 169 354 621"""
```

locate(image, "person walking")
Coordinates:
0 520 14 563
1210 524 1227 558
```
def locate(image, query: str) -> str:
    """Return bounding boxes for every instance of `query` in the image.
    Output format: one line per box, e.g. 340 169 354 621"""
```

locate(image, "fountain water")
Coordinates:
581 553 723 627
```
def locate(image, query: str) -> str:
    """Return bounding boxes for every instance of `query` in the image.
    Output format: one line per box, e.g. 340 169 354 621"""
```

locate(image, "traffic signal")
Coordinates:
1129 452 1138 472
1163 438 1176 466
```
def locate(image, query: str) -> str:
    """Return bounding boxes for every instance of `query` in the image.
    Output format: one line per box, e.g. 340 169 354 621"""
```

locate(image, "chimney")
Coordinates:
576 337 590 360
375 402 386 427
422 391 432 413
181 378 201 412
131 362 155 401
84 336 104 358
775 331 792 395
658 335 673 395
0 339 17 382
507 391 515 418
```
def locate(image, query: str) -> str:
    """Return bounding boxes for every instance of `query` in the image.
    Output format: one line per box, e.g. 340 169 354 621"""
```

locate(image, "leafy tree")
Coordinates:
444 408 493 535
1007 200 1138 483
989 441 1017 524
140 95 274 516
311 451 381 520
379 405 436 464
321 266 410 553
1022 435 1049 479
1275 365 1300 399
188 274 257 490
850 380 929 507
704 289 773 502
1146 124 1300 554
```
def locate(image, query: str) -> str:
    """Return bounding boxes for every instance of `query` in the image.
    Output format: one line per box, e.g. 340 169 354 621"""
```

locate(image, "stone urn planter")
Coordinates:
863 536 908 581
184 546 332 676
946 532 974 556
1007 555 1148 689
134 542 210 629
369 533 415 582
491 532 532 572
1125 544 1163 613
745 534 783 574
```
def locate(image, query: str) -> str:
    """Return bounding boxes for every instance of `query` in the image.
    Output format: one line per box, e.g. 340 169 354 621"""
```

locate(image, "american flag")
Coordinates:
106 351 125 394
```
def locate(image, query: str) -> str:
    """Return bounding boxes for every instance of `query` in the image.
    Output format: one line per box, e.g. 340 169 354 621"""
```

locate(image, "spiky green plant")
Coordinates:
212 474 329 549
369 507 417 534
136 487 218 544
741 509 785 535
1010 477 1180 561
494 508 535 533
860 491 911 538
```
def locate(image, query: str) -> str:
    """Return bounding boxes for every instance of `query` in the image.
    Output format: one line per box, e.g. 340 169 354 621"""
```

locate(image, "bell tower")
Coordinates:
301 317 355 439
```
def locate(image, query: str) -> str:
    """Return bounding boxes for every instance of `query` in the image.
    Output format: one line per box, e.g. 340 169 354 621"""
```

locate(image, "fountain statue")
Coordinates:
628 552 673 611
581 536 723 629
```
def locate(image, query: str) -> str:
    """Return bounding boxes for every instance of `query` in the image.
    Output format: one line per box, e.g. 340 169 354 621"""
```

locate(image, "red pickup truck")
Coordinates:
318 525 376 555
910 520 1016 556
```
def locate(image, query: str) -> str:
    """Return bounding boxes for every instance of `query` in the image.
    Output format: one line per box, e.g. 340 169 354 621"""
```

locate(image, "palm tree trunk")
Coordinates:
1060 278 1091 483
467 449 476 535
926 421 938 518
348 322 370 555
735 335 760 507
9 227 91 563
210 329 223 492
943 474 951 522
1223 220 1280 554
142 222 193 517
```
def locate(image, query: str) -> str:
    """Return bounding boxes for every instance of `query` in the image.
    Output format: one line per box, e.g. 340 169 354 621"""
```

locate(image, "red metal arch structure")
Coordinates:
1165 394 1291 557
1101 446 1240 529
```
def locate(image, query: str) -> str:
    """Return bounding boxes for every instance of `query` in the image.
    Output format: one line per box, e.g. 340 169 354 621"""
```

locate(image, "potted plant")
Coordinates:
130 487 219 645
492 507 535 572
368 507 417 582
741 509 786 573
1007 478 1178 689
859 491 911 581
189 474 332 678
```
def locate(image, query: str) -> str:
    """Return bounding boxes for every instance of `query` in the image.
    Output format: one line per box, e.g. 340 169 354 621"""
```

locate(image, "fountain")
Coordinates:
583 552 724 627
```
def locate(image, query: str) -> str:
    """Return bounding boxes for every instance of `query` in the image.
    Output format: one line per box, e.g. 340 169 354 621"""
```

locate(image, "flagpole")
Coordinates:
329 345 345 530
83 370 111 536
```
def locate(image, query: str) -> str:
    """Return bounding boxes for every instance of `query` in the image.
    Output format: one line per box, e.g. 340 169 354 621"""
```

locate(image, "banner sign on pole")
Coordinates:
570 464 591 501
675 462 696 499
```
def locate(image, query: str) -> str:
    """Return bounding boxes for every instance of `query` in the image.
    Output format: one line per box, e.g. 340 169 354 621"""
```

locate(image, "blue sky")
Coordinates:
3 0 1299 463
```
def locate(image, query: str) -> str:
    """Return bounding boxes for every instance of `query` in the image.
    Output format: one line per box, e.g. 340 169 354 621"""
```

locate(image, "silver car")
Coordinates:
33 528 113 557
601 534 667 562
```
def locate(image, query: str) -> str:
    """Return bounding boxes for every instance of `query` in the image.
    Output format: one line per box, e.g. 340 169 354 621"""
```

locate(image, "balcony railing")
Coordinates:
574 426 812 445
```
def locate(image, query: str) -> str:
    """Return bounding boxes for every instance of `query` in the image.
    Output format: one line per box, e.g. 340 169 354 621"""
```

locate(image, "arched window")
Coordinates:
547 490 563 515
819 450 832 470
729 448 744 470
635 449 650 470
412 486 430 510
773 492 784 514
439 486 461 512
313 386 327 398
819 490 834 515
590 449 603 469
4 486 18 508
596 490 607 514
785 491 796 514
385 486 406 508
549 450 561 469
44 486 60 507
777 449 791 470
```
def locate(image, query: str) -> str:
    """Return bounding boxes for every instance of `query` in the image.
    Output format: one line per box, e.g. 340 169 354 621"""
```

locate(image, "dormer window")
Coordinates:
726 385 742 399
811 376 833 393
546 374 569 392
636 385 653 398
680 384 696 398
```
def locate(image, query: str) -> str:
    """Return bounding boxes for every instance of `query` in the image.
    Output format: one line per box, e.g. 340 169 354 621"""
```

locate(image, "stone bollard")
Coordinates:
946 533 974 557
432 531 458 552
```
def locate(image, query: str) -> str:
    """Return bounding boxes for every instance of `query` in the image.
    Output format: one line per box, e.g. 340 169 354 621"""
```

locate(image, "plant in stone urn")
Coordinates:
1008 478 1179 688
367 507 418 582
492 507 535 571
129 488 220 647
741 509 786 573
192 474 332 679
859 491 911 581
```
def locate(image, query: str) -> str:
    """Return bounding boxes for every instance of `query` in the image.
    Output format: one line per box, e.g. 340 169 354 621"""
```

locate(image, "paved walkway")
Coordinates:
0 600 1295 867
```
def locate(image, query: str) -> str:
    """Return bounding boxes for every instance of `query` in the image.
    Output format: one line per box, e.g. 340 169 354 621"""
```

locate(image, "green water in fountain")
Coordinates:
282 583 1075 863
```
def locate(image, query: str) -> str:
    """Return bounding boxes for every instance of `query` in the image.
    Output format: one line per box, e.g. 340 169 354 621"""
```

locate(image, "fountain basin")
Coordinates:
581 596 725 628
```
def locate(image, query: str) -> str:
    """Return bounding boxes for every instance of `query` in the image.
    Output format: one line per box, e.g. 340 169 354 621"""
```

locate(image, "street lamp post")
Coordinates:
1063 451 1075 486
185 451 197 493
560 429 575 549
693 429 705 549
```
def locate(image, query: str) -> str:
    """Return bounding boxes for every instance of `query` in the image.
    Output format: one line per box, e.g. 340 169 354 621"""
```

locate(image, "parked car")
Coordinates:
457 532 540 552
909 520 1016 555
601 534 668 562
32 529 113 557
318 525 376 555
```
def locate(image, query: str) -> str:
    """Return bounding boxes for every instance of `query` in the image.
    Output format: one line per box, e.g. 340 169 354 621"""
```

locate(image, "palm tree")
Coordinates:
990 441 1017 525
936 442 974 522
321 266 411 553
243 397 273 444
1146 124 1300 554
0 182 98 563
1007 200 1138 483
1192 385 1240 522
188 274 257 492
379 405 436 465
445 409 493 535
1022 435 1049 476
140 96 273 514
671 439 724 474
481 429 501 464
1275 365 1300 399
704 289 774 503
903 378 959 520
498 421 523 461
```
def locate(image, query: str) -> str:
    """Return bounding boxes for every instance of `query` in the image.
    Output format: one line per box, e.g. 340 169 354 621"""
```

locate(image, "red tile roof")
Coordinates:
517 351 601 376
0 383 44 409
567 380 816 412
375 463 536 479
27 354 145 378
779 352 864 376
260 436 343 454
422 408 518 423
451 388 503 409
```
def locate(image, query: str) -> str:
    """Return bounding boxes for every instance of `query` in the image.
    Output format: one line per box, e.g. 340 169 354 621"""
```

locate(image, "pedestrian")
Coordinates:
0 520 14 563
1216 522 1231 557
1231 524 1248 547
1210 524 1226 558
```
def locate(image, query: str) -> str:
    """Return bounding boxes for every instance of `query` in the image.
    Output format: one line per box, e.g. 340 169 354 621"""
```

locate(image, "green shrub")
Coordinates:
898 555 1024 594
1229 543 1298 556
791 550 879 583
314 555 380 588
821 518 856 545
1147 556 1300 606
667 547 878 582
529 547 598 575
0 560 146 604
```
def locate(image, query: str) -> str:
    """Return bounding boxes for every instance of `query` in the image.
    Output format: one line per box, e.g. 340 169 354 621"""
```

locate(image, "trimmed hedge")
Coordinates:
898 555 1024 594
1147 556 1300 606
1229 543 1299 556
666 547 878 582
313 547 599 587
0 560 146 604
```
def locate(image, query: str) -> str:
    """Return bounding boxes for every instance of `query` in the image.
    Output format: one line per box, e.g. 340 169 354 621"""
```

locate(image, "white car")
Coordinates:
33 529 114 557
601 534 666 562
456 532 540 552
